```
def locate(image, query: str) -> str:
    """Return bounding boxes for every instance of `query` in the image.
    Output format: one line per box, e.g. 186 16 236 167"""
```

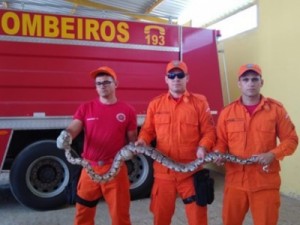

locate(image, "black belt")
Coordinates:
182 195 196 204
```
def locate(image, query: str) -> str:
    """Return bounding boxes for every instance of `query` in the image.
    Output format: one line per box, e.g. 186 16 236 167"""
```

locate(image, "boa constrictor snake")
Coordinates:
63 143 269 183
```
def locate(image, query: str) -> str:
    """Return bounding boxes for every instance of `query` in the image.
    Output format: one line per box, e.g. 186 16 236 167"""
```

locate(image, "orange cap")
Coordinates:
90 66 117 80
238 64 262 78
166 60 188 74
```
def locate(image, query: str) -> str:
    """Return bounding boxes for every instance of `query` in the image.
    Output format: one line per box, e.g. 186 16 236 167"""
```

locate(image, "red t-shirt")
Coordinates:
74 98 137 161
244 103 260 115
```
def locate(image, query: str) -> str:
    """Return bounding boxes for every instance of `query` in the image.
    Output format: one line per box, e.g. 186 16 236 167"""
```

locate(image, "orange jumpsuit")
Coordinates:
139 91 216 225
215 96 298 225
74 163 131 225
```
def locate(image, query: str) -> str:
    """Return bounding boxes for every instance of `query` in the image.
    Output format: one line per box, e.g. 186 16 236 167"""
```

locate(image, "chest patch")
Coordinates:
116 113 126 122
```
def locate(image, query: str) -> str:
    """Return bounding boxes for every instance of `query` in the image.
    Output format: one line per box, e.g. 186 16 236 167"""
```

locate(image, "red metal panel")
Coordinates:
0 41 178 115
181 27 223 121
0 10 223 118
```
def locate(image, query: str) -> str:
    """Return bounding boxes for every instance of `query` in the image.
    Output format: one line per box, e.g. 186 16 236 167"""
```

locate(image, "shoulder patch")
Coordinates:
190 93 207 102
151 93 166 101
149 93 168 107
267 98 283 107
223 99 239 109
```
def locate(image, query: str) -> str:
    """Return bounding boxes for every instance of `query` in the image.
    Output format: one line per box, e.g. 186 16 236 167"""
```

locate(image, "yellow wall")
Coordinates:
217 0 300 199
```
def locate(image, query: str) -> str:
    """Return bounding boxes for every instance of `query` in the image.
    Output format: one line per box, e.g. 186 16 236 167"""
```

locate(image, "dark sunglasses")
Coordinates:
167 72 186 79
95 80 113 86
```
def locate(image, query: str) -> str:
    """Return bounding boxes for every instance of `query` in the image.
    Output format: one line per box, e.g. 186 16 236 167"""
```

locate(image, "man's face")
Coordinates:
95 75 116 98
238 72 263 98
165 68 189 95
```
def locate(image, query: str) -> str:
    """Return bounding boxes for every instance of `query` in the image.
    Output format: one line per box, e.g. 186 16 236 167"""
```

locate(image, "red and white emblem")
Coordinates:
116 113 126 122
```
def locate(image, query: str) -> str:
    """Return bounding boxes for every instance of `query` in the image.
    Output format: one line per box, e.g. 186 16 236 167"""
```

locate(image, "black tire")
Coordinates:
126 154 154 200
9 140 80 210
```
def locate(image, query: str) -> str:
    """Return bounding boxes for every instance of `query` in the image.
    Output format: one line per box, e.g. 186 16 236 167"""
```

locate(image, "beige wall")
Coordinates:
217 0 300 199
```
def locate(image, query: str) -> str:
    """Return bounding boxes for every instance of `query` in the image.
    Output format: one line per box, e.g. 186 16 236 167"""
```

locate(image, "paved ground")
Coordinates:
1 171 300 225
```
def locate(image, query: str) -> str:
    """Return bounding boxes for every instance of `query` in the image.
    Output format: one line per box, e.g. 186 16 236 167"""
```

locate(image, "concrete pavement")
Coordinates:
1 171 300 225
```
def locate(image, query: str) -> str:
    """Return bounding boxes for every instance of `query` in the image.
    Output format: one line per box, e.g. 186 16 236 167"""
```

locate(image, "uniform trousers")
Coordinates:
150 175 207 225
74 163 131 225
223 186 280 225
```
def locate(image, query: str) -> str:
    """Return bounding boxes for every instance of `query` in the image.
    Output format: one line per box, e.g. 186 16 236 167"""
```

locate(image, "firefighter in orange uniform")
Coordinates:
135 60 216 225
214 64 298 225
57 66 137 225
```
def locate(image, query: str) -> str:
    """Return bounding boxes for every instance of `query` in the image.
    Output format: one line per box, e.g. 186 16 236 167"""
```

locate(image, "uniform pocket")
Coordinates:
258 120 276 133
256 120 276 147
180 117 199 144
154 114 170 142
227 120 245 132
154 113 170 124
226 120 245 150
150 182 159 213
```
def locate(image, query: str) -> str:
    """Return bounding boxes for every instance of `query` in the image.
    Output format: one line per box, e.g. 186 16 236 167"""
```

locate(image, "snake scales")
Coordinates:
63 143 267 182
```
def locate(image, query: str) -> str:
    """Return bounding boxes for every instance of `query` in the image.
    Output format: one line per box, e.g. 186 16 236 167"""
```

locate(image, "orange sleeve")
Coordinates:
196 97 216 151
138 100 157 145
270 105 298 160
213 108 228 154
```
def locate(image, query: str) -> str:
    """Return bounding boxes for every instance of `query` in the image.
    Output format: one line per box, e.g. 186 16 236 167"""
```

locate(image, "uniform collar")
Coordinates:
167 91 191 104
167 90 190 99
237 95 270 111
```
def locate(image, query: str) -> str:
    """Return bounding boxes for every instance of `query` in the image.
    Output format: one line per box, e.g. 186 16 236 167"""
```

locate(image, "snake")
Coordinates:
63 143 268 183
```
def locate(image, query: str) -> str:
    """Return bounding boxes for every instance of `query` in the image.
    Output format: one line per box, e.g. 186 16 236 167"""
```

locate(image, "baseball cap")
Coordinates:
166 60 188 74
90 66 117 80
238 64 262 78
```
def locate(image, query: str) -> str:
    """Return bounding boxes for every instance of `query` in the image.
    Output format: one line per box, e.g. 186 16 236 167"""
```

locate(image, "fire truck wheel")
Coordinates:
9 140 80 210
126 154 154 200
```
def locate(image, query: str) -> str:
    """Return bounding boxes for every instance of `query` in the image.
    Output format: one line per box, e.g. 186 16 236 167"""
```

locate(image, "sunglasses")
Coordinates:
95 80 113 86
167 72 186 79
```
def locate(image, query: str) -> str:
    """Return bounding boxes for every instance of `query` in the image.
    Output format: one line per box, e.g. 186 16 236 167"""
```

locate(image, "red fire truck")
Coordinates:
0 9 223 210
